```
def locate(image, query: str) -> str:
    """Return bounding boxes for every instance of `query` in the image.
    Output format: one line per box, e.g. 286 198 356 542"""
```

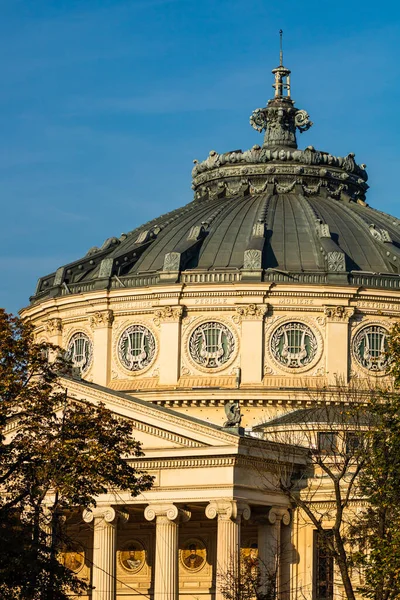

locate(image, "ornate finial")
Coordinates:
249 35 313 149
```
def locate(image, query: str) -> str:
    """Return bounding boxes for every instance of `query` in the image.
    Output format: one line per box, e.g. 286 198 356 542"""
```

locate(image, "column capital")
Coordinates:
82 506 129 525
234 303 269 323
144 503 191 524
205 499 251 522
267 507 291 526
44 318 63 335
153 305 184 327
323 305 355 323
89 310 114 329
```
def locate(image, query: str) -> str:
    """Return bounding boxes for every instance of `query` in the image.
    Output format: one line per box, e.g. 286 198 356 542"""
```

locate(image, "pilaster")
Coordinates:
44 317 63 346
83 505 128 600
323 306 354 385
89 310 114 386
153 306 183 385
206 500 251 600
235 304 268 384
144 503 190 600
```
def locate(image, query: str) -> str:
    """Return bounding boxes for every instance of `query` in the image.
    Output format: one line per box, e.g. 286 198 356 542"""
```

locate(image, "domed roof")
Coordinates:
30 52 400 305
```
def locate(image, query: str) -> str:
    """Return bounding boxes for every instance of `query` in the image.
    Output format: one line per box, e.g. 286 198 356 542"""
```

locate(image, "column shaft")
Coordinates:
92 517 116 600
258 520 280 594
216 515 240 593
154 516 179 600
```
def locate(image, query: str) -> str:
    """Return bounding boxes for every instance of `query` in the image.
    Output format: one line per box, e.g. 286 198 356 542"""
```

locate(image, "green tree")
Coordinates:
349 323 400 600
0 309 154 600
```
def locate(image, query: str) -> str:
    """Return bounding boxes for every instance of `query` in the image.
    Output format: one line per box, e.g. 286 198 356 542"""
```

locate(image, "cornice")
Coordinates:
62 377 243 445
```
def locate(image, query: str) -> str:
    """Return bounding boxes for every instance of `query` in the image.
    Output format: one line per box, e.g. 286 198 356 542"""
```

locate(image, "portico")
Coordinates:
63 377 303 600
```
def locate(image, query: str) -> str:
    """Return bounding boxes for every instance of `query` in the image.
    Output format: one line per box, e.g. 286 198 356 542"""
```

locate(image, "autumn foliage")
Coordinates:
0 309 153 600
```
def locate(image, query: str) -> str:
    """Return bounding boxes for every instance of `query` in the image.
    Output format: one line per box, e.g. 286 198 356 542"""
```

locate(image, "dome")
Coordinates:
30 58 400 304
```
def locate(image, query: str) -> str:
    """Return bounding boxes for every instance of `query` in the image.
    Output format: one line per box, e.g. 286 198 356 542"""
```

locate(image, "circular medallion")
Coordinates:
270 321 318 369
241 540 259 571
180 539 206 572
118 325 156 371
60 549 85 573
352 324 389 372
188 321 235 368
118 540 146 574
66 332 93 373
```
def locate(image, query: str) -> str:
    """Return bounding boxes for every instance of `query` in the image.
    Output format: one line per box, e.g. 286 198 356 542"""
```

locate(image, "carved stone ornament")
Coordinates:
270 321 318 369
243 249 262 270
327 251 346 272
89 310 114 329
66 332 93 374
153 305 184 327
44 318 63 335
235 304 268 321
118 324 156 372
163 252 181 271
189 321 235 369
324 306 355 322
352 324 389 373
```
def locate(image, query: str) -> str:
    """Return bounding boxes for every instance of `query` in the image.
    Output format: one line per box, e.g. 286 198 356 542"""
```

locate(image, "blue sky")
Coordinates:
1 0 400 314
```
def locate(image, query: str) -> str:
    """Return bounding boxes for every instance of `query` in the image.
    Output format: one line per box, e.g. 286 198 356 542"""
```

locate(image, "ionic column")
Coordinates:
153 306 184 385
323 306 354 385
83 506 128 600
257 508 290 599
144 503 190 600
89 310 114 386
235 304 268 384
206 500 251 600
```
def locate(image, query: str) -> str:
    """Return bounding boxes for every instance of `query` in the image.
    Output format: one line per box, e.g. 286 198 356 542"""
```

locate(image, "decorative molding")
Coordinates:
323 306 355 322
44 318 62 335
89 310 114 329
153 305 184 327
131 420 204 448
62 377 242 444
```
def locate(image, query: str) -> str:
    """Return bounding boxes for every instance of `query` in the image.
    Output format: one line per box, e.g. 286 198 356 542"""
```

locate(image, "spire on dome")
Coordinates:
250 31 312 149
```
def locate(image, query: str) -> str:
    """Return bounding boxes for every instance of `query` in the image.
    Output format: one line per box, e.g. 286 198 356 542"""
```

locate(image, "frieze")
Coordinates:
194 298 228 305
356 301 400 311
89 310 114 329
114 301 155 310
277 298 315 305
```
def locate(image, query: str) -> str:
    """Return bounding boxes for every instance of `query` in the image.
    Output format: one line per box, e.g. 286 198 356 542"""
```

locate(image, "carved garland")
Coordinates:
112 319 159 377
265 316 324 375
350 320 391 376
183 317 239 374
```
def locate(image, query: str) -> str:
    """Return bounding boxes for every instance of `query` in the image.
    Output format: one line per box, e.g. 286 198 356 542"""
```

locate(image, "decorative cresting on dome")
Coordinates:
250 30 313 150
192 31 368 203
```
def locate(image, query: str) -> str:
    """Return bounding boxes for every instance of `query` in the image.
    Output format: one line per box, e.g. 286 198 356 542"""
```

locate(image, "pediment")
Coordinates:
63 377 240 450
